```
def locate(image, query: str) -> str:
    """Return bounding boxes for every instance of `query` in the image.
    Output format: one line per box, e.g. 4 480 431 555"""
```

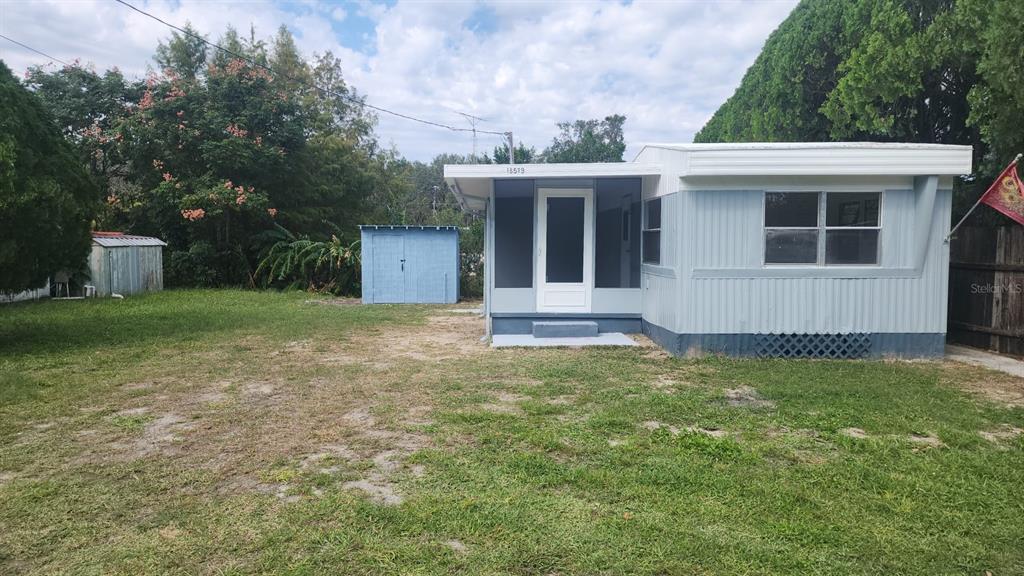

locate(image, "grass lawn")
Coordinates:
1 289 1023 575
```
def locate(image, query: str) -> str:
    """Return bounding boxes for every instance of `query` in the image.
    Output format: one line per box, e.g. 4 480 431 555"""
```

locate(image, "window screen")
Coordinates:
642 197 661 265
595 178 641 288
765 192 818 227
825 192 880 264
764 192 819 264
494 180 534 287
826 193 880 227
545 197 585 283
825 229 879 264
765 229 818 264
763 191 881 266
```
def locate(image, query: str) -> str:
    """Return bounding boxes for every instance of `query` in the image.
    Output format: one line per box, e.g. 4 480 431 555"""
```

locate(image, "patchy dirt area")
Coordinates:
944 363 1024 408
641 420 728 438
477 391 529 415
841 427 870 439
907 433 945 449
304 298 361 307
979 425 1024 445
723 386 775 409
323 314 487 368
24 311 488 507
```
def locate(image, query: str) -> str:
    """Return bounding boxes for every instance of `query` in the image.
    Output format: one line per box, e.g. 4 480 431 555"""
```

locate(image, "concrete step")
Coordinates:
532 321 599 338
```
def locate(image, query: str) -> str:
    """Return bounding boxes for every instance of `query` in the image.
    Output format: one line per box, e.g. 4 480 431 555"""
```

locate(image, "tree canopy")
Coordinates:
695 0 1024 184
541 114 627 163
0 61 98 292
24 25 404 288
14 22 632 295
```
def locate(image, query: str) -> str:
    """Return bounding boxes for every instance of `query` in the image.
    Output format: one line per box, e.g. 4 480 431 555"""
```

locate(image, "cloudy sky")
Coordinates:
0 0 797 161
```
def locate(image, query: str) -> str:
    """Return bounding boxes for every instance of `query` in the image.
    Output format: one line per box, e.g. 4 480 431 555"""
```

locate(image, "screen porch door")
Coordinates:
536 188 593 313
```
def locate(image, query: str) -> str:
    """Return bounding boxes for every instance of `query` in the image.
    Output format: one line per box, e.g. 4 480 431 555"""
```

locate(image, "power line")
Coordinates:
111 0 511 139
0 33 71 67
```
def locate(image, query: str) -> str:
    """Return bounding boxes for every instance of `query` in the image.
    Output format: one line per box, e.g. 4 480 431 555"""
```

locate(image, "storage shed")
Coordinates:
89 232 166 297
360 225 460 304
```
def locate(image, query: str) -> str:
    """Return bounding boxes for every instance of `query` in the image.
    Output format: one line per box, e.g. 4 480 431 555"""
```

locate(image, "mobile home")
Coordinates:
444 143 973 358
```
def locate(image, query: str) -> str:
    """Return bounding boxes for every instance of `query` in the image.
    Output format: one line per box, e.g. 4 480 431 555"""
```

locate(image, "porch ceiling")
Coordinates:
443 162 662 213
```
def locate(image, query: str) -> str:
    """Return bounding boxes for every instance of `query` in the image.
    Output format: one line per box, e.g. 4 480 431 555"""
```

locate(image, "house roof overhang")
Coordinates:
635 142 973 177
443 162 662 214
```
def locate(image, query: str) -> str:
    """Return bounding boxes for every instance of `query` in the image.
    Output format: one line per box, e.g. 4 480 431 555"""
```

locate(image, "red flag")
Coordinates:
981 158 1024 226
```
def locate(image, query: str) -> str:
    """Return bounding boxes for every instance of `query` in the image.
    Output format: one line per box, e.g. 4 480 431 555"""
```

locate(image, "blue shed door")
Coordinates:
372 234 405 303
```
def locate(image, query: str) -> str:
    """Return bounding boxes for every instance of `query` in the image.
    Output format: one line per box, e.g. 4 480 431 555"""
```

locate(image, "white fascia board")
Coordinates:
666 144 974 177
443 162 662 179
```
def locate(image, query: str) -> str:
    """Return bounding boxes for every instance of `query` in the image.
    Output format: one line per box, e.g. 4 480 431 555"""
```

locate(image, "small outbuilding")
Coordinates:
360 225 460 304
89 232 166 297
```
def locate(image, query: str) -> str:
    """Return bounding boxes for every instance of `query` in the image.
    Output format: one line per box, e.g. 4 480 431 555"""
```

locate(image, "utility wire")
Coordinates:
0 33 71 67
111 0 511 138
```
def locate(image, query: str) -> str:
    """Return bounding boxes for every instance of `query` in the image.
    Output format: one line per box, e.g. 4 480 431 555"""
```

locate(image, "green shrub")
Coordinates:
256 227 360 295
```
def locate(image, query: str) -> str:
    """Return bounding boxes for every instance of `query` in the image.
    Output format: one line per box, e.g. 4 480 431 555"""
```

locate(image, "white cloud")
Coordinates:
0 0 797 160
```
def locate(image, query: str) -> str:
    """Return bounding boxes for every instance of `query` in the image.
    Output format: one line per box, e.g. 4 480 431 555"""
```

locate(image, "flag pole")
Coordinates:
945 153 1022 243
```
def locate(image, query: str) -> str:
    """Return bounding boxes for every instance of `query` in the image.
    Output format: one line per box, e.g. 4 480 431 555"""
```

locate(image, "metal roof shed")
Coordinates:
360 225 460 304
89 232 167 297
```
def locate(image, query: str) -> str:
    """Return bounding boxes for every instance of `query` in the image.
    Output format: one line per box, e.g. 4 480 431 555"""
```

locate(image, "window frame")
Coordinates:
642 197 662 265
762 190 883 267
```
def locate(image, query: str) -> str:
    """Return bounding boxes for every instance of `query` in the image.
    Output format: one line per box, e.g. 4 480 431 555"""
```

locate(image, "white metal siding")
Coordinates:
641 192 679 329
671 188 952 334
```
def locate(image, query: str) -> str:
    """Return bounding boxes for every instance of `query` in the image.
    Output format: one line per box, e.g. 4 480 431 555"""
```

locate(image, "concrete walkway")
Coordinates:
946 345 1024 378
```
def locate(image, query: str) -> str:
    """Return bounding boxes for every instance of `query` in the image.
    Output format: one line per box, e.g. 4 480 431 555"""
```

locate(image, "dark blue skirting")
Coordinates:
641 321 945 359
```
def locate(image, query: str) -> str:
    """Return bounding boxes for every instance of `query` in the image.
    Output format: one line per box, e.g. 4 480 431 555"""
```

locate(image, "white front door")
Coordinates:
536 188 593 312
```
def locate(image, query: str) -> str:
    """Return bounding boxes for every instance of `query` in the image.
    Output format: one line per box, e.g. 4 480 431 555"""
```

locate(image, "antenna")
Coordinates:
457 111 485 158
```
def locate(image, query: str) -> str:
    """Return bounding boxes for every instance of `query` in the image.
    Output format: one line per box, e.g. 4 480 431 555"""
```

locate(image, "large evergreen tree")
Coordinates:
695 0 1024 184
0 61 98 292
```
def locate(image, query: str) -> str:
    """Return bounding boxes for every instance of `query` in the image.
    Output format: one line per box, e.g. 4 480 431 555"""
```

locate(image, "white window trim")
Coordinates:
642 197 662 265
762 191 883 267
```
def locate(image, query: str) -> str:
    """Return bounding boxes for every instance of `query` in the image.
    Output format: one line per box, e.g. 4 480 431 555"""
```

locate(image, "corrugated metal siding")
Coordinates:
360 227 459 304
674 188 952 334
89 245 164 297
92 236 166 247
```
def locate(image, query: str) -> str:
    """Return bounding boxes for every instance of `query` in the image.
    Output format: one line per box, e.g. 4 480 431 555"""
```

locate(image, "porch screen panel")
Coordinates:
494 179 535 288
595 178 642 288
545 197 585 283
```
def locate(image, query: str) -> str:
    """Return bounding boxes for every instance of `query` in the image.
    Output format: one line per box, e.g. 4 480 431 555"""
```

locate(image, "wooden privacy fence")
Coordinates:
948 226 1024 357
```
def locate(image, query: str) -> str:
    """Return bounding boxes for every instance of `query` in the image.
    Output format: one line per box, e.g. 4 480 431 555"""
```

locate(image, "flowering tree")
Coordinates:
22 25 410 290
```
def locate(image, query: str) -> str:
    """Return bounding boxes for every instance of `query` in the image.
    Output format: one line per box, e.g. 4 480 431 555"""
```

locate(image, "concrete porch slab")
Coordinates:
491 333 638 348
